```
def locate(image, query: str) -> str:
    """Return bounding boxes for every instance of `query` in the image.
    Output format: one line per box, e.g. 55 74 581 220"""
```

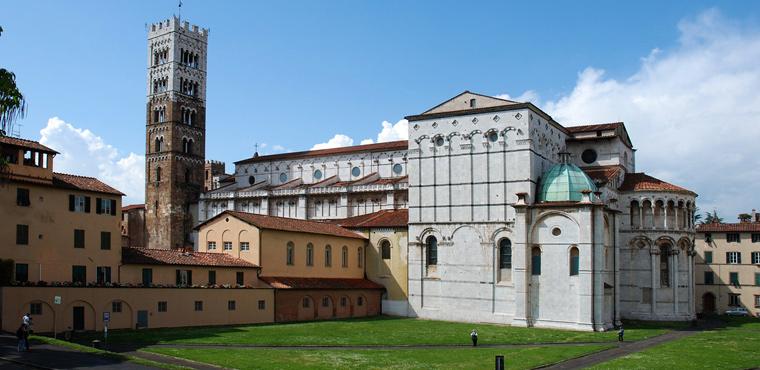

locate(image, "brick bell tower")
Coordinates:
145 17 208 249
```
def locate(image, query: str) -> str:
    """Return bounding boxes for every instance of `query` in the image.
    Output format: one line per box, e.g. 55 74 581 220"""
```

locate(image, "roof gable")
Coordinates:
422 91 518 115
618 173 695 195
198 211 367 240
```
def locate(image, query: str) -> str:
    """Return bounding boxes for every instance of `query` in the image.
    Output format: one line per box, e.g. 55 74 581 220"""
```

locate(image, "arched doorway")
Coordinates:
702 292 716 314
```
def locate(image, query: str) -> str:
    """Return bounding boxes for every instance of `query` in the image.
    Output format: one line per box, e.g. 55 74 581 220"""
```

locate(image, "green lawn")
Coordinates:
80 316 673 346
593 317 760 369
147 345 612 370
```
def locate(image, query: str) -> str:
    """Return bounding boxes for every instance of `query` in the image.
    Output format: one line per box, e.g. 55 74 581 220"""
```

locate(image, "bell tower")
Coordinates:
145 17 208 249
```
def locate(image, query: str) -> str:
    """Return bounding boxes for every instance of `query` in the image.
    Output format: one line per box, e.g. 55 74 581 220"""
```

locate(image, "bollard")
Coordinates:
91 339 101 349
495 355 505 370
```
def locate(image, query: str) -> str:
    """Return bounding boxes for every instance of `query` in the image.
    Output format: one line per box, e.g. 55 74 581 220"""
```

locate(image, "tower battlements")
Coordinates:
148 16 208 41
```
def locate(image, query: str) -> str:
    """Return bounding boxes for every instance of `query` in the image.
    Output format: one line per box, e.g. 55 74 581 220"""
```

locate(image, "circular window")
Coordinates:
487 131 499 142
392 163 403 175
581 149 597 164
248 176 255 185
313 169 322 180
434 136 445 146
552 227 562 236
351 167 361 177
225 217 229 222
279 173 288 183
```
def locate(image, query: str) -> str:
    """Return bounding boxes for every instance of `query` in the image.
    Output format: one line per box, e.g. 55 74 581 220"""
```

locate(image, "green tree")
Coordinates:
703 210 723 224
0 26 27 137
738 213 752 222
693 206 702 224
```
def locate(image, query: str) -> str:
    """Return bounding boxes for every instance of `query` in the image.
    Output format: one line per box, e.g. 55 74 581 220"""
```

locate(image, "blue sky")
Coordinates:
3 1 760 219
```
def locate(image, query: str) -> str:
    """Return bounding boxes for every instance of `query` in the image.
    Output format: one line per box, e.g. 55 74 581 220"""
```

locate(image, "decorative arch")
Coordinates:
65 300 96 331
489 227 513 244
450 224 485 243
21 300 55 333
629 235 653 249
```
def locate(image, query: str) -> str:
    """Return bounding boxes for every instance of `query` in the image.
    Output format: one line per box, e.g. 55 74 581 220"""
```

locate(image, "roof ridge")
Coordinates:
53 172 99 180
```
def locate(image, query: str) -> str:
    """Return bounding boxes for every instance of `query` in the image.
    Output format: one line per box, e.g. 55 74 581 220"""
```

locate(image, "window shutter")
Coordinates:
96 198 102 214
738 252 742 264
176 269 181 285
110 200 117 215
84 197 91 213
69 195 75 211
726 252 730 263
187 270 192 286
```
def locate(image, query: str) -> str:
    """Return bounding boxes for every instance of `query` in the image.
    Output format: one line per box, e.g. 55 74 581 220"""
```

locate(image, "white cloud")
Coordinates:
272 145 285 152
39 117 145 205
542 9 760 220
360 139 375 145
376 119 408 142
311 134 355 150
496 90 540 105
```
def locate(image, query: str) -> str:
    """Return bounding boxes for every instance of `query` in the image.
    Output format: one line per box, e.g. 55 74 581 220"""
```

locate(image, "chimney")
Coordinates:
754 209 759 223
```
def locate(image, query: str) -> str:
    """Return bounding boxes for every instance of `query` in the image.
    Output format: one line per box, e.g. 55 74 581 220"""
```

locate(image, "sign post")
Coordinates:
102 312 110 349
495 355 505 370
53 296 61 339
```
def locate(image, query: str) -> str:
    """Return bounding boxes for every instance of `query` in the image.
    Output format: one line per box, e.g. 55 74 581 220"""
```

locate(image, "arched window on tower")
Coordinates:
498 238 512 281
425 235 437 266
569 247 580 276
187 139 193 154
660 244 671 287
155 166 162 182
154 137 162 152
531 247 541 276
190 111 196 126
182 138 188 153
194 54 199 68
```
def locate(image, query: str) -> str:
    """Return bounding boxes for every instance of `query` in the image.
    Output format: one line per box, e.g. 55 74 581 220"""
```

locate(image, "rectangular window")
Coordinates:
15 263 28 282
69 195 90 213
570 254 580 276
357 297 364 306
228 300 236 311
340 297 347 307
72 265 86 283
95 198 116 216
16 188 30 207
194 301 203 311
752 252 760 264
729 293 740 307
755 272 760 286
753 234 760 243
704 251 713 264
258 300 265 310
96 266 111 284
322 297 329 307
287 245 294 266
207 241 216 250
224 242 232 251
16 224 29 245
727 251 741 264
240 242 249 251
176 269 192 286
704 233 712 242
730 272 740 286
157 301 167 312
704 271 714 285
236 271 244 286
142 268 153 286
755 295 760 308
100 232 111 250
531 253 541 276
74 229 85 248
112 301 122 313
727 233 740 243
208 270 216 285
30 303 42 315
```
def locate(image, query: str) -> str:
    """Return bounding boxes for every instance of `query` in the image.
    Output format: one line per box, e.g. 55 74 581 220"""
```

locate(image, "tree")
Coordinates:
693 206 702 224
738 213 752 222
703 210 723 224
0 26 27 136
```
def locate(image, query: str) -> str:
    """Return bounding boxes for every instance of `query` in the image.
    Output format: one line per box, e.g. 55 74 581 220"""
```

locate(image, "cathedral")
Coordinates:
145 18 698 330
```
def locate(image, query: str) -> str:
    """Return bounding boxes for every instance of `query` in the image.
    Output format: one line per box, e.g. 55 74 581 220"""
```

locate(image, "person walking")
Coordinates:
15 324 25 352
618 325 625 342
22 324 30 351
470 329 478 347
22 313 30 326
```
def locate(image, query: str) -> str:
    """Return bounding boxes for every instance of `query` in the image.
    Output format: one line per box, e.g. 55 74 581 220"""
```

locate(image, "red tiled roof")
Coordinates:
373 176 408 185
235 140 408 165
332 209 409 228
696 223 760 232
583 166 623 184
618 173 696 195
198 211 367 240
122 204 145 211
565 122 623 133
0 136 59 153
53 173 124 196
122 247 258 268
260 276 385 290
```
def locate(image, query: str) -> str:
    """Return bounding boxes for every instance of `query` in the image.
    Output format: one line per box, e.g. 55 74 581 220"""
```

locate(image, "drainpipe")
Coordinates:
590 202 596 331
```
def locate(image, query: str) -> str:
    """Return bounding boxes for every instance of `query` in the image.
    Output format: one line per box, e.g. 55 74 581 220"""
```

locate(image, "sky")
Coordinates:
2 1 760 220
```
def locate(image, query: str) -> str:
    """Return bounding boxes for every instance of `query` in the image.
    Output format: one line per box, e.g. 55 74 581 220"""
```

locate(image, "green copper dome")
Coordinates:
537 161 597 202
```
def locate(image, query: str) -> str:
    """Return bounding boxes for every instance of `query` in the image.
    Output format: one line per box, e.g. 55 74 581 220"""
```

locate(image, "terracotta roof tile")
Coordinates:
198 211 367 240
565 122 623 133
260 276 385 290
0 136 59 153
332 209 408 228
583 166 623 185
122 204 145 211
373 176 408 185
122 247 258 268
696 223 760 232
235 141 408 165
618 173 696 195
53 173 124 196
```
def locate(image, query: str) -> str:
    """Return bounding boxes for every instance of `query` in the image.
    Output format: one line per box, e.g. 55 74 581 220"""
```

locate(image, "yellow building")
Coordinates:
197 211 385 321
695 221 760 316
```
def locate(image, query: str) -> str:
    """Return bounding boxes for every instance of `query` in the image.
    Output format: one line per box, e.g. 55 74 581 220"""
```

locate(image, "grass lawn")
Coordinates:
81 316 676 346
31 335 187 370
147 345 612 369
593 316 760 369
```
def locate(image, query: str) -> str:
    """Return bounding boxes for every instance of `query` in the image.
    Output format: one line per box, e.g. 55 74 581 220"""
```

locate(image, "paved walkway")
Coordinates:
0 335 155 370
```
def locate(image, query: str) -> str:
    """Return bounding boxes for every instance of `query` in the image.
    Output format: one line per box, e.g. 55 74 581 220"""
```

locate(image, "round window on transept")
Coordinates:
392 163 403 175
581 149 597 164
434 136 445 146
248 176 255 185
488 131 499 142
352 167 361 177
552 227 562 236
279 173 288 183
314 169 322 180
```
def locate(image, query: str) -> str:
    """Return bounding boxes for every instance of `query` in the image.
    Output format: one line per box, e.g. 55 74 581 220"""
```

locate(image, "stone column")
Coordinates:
651 250 657 316
673 250 678 316
639 205 644 229
339 194 349 218
664 206 669 229
298 195 308 220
